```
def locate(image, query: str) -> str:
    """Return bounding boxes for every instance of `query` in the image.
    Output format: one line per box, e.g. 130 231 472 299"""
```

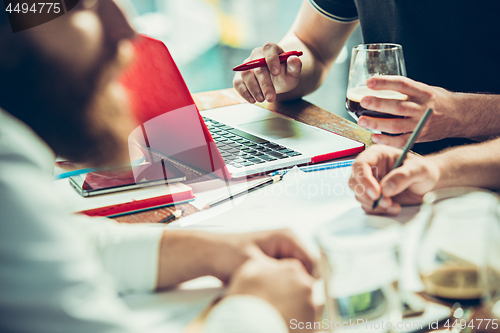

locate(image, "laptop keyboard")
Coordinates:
202 116 302 168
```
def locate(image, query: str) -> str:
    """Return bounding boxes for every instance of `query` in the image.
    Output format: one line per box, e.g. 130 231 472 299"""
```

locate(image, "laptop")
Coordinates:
120 35 364 179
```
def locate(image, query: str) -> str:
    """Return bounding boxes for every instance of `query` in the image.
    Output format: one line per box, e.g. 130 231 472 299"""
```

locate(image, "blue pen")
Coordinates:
269 159 354 177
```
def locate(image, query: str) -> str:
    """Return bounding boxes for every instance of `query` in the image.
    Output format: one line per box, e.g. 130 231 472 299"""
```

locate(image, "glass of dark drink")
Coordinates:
417 188 500 328
346 44 407 123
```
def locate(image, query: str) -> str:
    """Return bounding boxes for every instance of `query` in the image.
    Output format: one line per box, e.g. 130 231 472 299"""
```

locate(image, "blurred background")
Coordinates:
120 0 363 120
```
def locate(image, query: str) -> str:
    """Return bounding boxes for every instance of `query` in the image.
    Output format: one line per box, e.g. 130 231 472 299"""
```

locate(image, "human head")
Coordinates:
0 0 136 167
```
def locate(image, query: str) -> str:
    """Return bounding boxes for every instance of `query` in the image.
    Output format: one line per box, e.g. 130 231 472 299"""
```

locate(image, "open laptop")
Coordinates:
120 35 364 179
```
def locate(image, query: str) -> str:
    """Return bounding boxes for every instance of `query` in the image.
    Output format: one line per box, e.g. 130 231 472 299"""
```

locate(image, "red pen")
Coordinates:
232 51 303 71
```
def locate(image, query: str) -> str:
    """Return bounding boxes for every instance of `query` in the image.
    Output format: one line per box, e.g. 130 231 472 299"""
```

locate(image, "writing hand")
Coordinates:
348 145 440 215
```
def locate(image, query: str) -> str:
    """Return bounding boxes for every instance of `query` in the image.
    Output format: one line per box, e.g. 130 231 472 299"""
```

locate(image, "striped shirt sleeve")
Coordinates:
308 0 359 22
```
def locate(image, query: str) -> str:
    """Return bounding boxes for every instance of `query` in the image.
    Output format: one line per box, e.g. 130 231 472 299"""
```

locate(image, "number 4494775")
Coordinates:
5 3 62 14
443 319 498 330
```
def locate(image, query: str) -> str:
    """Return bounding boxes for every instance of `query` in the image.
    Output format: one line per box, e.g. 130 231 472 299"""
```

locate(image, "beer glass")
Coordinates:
317 220 402 332
346 44 407 121
417 188 500 331
418 188 500 302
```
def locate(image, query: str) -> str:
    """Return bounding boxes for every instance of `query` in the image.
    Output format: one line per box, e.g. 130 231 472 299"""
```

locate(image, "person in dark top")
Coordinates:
233 0 500 154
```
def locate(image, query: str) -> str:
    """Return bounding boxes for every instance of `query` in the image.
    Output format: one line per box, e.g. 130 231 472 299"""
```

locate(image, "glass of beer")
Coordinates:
418 188 500 306
346 44 407 121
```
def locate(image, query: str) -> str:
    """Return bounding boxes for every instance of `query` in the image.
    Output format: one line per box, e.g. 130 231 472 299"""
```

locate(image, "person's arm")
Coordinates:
233 0 358 104
274 0 358 101
354 76 500 147
156 229 316 289
430 137 500 189
348 138 500 215
200 256 316 333
81 217 316 291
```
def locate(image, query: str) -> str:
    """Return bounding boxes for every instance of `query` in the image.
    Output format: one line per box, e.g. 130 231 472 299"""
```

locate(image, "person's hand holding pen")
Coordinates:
348 145 440 215
233 43 303 103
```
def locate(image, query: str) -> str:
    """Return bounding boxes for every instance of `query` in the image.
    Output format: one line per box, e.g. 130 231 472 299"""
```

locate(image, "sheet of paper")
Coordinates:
172 166 426 292
124 165 451 332
188 176 266 210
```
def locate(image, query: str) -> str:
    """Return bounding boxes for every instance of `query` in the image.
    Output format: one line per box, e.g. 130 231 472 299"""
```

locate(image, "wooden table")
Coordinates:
115 88 373 224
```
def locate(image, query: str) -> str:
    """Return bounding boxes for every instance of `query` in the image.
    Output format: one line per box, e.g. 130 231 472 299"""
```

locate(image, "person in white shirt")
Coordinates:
0 1 316 332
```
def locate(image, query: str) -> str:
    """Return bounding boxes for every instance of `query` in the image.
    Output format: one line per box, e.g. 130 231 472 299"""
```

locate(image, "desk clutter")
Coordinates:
53 148 500 333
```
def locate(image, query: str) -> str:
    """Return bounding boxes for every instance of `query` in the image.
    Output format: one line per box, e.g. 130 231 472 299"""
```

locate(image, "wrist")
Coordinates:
433 88 466 139
427 153 450 190
447 92 495 140
157 231 214 289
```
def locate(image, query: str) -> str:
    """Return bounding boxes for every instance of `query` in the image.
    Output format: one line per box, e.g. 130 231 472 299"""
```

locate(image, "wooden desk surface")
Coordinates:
114 88 373 224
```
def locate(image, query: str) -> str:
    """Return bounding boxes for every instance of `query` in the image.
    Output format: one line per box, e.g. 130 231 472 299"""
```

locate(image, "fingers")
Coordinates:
261 229 317 277
349 160 381 200
372 133 412 148
349 145 406 215
241 66 265 103
358 115 418 136
233 45 280 103
355 188 400 214
263 42 283 76
253 66 276 102
233 72 256 103
367 76 433 102
363 199 402 216
349 145 401 200
380 160 428 198
360 96 422 117
233 43 301 102
285 56 302 79
353 177 401 215
279 258 316 285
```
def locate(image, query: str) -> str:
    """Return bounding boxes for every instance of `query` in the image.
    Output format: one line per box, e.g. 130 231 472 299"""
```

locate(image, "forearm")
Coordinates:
274 32 331 101
157 230 218 290
431 137 500 190
275 1 358 102
451 93 500 141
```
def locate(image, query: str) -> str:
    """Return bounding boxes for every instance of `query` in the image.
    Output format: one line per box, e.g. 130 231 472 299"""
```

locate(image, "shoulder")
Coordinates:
308 0 359 22
0 109 55 174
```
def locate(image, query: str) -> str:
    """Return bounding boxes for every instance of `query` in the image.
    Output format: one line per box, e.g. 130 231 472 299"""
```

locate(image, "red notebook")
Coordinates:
79 183 194 217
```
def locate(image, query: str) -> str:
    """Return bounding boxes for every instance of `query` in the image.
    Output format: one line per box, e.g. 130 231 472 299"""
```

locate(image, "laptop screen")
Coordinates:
119 35 229 180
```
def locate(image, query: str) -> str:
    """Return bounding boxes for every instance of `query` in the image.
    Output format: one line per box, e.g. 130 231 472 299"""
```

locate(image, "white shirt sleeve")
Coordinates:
73 216 163 293
202 296 289 333
0 160 150 332
0 110 289 333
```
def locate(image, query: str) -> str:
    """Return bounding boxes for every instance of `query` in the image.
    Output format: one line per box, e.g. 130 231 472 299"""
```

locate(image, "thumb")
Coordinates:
380 163 423 197
285 56 302 78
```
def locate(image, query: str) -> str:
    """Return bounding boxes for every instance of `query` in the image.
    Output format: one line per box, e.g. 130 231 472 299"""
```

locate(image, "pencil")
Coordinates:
159 209 183 223
203 175 283 209
372 108 433 210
